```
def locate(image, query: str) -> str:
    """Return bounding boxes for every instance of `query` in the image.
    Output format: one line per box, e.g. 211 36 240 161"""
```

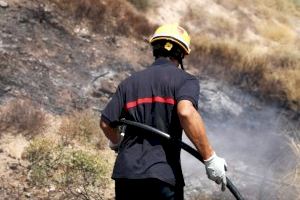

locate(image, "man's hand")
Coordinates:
204 152 227 191
100 119 121 144
108 134 124 152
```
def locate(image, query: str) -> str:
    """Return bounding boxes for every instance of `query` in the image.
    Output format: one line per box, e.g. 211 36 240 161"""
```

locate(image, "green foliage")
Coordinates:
63 149 109 185
24 138 111 199
24 138 63 185
60 150 110 199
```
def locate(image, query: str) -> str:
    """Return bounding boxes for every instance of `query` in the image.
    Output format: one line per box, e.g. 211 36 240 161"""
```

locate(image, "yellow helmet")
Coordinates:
149 24 191 55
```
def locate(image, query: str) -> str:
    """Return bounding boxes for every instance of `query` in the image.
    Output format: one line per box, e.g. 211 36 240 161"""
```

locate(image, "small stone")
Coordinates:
8 153 16 159
91 90 102 98
99 80 117 94
0 1 8 8
8 162 18 170
25 193 31 198
23 186 30 192
47 185 56 192
76 188 82 194
0 148 3 153
3 86 11 92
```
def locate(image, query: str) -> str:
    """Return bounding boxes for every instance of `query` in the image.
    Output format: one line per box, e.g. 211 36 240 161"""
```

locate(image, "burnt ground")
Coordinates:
0 0 152 114
0 1 299 200
0 1 152 198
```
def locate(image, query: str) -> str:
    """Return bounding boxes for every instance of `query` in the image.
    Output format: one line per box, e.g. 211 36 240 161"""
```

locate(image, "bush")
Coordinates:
60 150 110 199
58 109 107 149
0 99 47 138
24 138 111 200
24 138 63 185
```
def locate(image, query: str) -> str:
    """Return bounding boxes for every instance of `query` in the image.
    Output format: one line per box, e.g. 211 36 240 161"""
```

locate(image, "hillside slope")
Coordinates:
0 0 153 199
0 0 152 113
146 0 300 113
1 0 300 113
0 0 300 199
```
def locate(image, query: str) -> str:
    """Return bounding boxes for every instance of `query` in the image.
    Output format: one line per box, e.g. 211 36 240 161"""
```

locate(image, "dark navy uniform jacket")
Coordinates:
101 57 199 187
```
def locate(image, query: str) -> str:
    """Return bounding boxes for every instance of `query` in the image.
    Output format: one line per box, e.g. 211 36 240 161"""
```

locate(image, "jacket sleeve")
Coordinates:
175 76 200 109
101 85 124 127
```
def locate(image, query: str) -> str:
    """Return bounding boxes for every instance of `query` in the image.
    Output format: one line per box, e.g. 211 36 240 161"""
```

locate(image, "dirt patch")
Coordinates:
0 133 30 199
0 134 29 161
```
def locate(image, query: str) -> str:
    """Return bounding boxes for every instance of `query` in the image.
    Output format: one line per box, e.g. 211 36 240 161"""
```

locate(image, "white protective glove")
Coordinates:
204 152 228 191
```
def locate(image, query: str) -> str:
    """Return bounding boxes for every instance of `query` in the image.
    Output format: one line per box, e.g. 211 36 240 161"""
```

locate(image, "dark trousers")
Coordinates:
115 178 184 200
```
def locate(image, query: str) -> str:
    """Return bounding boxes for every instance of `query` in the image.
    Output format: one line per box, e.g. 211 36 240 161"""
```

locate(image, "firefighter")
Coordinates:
100 24 227 200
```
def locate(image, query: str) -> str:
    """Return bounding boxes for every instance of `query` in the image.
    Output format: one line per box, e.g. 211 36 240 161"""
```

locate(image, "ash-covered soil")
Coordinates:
0 1 152 199
0 1 299 200
0 0 152 113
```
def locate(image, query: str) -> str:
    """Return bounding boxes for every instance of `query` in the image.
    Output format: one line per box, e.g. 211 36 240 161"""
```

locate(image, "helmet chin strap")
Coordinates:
179 59 184 70
178 54 185 70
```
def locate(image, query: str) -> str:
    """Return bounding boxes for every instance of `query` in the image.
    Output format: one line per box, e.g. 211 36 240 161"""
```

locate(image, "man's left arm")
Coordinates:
100 120 121 144
100 85 124 146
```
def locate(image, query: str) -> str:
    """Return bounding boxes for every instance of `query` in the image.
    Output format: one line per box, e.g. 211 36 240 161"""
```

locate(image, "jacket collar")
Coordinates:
152 57 178 67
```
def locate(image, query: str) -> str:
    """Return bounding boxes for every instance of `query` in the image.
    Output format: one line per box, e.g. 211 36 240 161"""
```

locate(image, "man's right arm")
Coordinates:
177 100 213 160
177 100 228 191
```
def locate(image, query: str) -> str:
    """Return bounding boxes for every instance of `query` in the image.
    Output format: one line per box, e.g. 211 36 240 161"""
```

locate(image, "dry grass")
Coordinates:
0 99 47 138
216 0 300 13
185 4 238 38
58 109 107 149
50 0 154 37
256 20 296 44
185 0 300 111
189 34 300 110
266 67 300 110
255 0 299 13
127 0 151 11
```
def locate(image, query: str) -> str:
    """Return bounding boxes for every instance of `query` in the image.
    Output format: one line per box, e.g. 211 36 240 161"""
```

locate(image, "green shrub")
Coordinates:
24 138 111 199
24 138 63 186
60 150 110 199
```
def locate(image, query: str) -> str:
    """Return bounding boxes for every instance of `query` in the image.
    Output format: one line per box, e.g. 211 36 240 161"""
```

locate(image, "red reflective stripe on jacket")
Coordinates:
125 96 176 110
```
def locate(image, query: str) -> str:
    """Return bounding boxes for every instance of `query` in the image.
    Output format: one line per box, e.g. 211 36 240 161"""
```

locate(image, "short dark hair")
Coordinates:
152 40 185 62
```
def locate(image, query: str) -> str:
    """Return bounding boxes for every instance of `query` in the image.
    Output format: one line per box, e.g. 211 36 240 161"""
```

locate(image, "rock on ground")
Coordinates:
0 1 8 8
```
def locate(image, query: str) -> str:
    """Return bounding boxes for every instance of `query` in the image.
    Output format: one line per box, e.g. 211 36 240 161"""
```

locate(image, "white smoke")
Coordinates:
182 77 300 200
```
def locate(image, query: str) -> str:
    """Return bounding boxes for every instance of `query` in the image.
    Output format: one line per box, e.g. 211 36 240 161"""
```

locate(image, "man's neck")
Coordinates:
156 57 179 67
169 57 179 66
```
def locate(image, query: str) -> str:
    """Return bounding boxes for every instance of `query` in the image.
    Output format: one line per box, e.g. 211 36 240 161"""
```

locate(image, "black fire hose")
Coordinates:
118 118 244 200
